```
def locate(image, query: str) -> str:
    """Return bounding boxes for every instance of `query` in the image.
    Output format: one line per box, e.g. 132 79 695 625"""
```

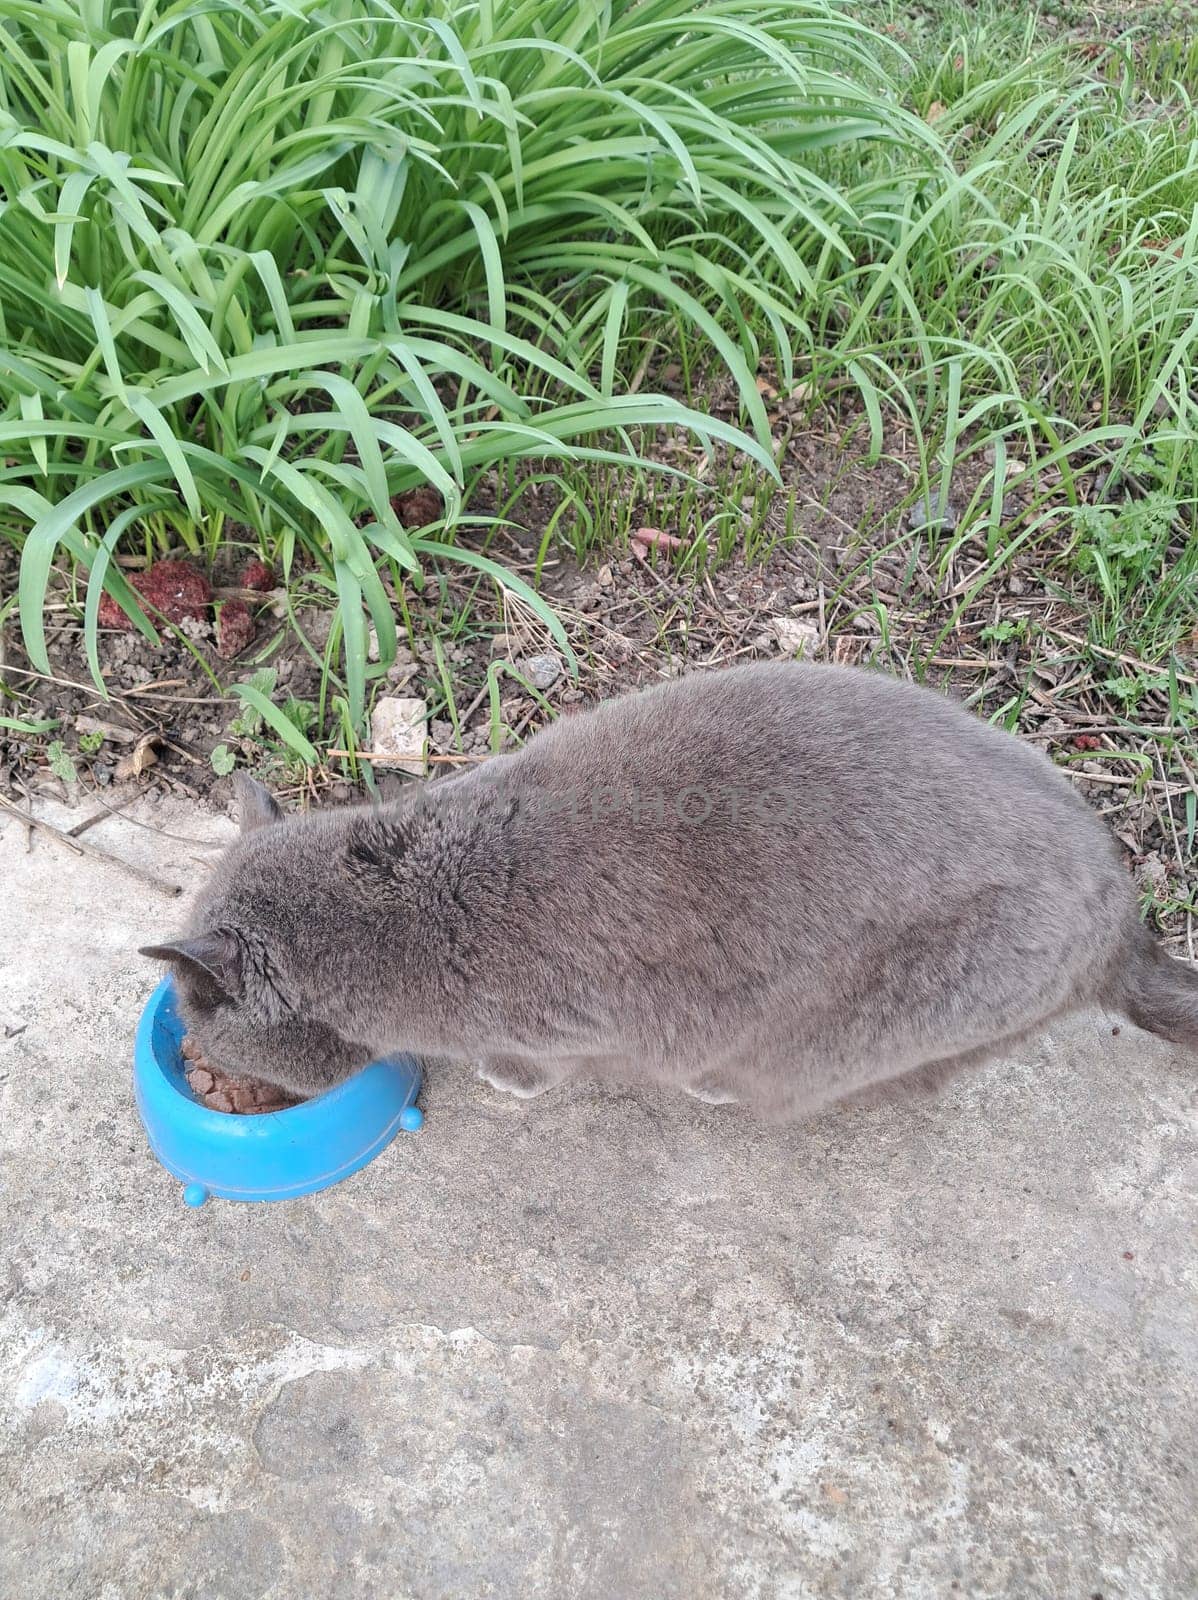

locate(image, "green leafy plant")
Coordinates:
0 0 914 735
210 743 236 777
1102 671 1170 707
228 668 279 737
1072 469 1196 657
979 617 1027 646
230 682 320 765
46 739 78 783
282 698 318 737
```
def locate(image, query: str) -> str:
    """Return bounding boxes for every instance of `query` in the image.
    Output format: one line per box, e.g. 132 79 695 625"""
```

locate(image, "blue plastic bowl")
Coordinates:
134 977 423 1207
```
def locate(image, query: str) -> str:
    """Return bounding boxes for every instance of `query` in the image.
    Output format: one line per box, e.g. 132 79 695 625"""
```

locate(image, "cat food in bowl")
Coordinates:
134 977 423 1207
180 1035 300 1114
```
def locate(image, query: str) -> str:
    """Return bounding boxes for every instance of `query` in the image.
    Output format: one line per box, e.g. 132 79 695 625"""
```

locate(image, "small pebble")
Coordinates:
516 652 562 692
906 501 958 535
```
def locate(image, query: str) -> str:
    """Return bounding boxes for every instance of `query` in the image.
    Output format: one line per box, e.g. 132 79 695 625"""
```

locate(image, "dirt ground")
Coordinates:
1 396 1194 954
2 791 1197 1600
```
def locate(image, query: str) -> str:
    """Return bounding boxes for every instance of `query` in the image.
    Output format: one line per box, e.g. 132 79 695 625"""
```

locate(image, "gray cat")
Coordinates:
141 662 1197 1118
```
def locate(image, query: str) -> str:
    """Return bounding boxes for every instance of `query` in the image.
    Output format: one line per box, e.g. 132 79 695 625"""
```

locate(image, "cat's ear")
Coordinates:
233 773 282 833
139 930 243 999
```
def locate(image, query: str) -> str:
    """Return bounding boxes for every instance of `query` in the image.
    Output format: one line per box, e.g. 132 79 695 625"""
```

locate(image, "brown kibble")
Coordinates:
1123 1250 1135 1261
180 1035 298 1115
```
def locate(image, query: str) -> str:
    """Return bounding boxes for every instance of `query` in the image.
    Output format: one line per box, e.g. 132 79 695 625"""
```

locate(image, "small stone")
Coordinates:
298 607 333 647
370 696 428 776
771 618 821 658
516 652 562 692
906 501 958 535
1139 852 1168 890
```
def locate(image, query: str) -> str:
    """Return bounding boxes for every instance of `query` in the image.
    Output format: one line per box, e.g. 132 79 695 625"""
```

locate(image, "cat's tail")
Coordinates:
1118 932 1198 1050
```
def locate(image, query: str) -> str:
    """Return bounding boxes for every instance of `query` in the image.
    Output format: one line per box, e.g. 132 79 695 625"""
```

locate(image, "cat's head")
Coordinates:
139 776 372 1097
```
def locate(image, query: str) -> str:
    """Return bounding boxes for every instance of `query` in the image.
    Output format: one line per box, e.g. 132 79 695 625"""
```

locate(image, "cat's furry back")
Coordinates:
142 662 1198 1117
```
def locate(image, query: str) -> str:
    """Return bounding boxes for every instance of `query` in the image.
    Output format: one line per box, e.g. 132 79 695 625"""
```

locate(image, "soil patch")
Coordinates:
2 400 1193 955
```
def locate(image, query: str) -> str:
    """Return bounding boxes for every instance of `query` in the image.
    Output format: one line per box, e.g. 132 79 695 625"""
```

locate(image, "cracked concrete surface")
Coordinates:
1 795 1196 1600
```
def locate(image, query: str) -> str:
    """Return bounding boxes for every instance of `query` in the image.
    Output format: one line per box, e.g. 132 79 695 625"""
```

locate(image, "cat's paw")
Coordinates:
475 1056 562 1099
